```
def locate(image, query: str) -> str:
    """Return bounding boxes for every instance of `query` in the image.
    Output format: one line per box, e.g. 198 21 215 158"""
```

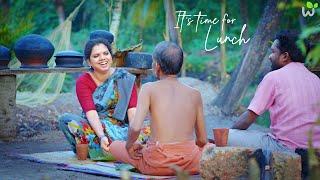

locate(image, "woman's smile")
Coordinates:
88 43 113 72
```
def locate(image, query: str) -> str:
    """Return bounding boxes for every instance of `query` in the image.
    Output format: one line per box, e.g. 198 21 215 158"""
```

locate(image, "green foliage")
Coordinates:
61 74 76 93
71 29 91 52
185 54 212 73
128 0 161 29
72 0 108 31
306 45 320 67
17 73 75 93
298 26 320 67
226 50 241 73
17 75 46 92
308 117 320 178
0 7 34 48
117 0 165 51
10 0 59 34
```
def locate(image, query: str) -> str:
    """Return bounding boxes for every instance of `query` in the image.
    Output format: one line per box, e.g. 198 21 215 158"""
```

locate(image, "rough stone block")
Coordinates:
270 152 301 180
200 146 253 180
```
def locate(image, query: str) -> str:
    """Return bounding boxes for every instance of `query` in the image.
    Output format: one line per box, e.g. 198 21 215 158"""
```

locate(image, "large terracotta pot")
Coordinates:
0 45 11 70
14 34 54 68
54 50 84 68
90 30 114 44
124 52 152 69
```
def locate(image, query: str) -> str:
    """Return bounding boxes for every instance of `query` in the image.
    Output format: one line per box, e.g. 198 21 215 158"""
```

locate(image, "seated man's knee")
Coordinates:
109 141 125 154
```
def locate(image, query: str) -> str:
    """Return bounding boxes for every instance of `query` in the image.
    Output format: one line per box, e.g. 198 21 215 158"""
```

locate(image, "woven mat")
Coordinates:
18 151 176 179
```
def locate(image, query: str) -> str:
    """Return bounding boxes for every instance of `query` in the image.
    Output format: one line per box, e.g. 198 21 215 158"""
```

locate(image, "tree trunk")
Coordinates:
213 0 283 115
220 0 227 83
228 0 250 88
239 0 249 59
164 0 185 76
257 51 272 81
54 0 65 24
109 0 123 46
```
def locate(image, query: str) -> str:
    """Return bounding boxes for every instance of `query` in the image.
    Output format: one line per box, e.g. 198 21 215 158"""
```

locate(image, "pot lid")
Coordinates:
54 50 83 57
90 30 114 43
14 34 54 50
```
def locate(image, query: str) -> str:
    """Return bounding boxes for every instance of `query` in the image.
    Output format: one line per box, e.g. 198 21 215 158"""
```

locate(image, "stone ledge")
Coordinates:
200 146 302 180
271 152 301 180
200 146 253 179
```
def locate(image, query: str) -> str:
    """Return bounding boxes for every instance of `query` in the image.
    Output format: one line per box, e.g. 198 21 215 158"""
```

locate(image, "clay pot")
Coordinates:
0 45 11 70
213 128 229 147
90 30 114 43
14 34 55 68
76 143 89 160
124 52 152 69
54 50 84 68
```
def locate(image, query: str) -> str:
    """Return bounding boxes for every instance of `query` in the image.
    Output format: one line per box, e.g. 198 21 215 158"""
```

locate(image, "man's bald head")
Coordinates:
152 41 183 75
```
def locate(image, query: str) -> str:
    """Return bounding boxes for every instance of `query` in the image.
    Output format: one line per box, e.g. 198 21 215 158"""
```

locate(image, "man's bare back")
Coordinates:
145 78 206 144
110 41 209 175
123 41 208 164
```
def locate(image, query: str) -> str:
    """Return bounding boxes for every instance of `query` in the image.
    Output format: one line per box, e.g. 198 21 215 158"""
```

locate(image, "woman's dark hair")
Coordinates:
84 38 112 60
275 30 309 63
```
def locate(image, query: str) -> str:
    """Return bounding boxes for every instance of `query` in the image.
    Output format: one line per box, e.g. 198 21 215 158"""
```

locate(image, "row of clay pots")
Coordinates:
0 30 152 69
0 34 84 69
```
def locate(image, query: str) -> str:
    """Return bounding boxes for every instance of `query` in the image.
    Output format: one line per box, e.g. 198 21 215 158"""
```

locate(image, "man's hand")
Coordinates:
126 143 143 160
100 136 110 152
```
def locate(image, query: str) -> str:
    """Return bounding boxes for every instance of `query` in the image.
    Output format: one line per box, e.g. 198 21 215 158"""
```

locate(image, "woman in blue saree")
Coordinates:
59 38 150 160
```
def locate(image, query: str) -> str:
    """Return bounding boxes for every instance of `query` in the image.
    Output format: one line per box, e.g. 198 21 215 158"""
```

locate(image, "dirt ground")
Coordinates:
0 78 268 179
0 131 115 180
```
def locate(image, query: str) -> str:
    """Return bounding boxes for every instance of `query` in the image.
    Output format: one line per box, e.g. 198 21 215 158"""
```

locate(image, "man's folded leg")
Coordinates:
109 140 176 175
109 141 139 167
109 140 207 176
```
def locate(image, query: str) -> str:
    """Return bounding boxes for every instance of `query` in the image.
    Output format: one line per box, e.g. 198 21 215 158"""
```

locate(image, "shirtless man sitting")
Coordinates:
109 41 209 176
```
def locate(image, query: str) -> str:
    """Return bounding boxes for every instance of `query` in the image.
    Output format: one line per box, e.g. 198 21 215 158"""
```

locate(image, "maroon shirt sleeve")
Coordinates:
76 73 137 112
76 73 97 113
128 84 138 109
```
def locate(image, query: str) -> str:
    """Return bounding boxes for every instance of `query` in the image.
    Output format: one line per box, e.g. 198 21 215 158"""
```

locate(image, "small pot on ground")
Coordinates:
76 143 89 160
